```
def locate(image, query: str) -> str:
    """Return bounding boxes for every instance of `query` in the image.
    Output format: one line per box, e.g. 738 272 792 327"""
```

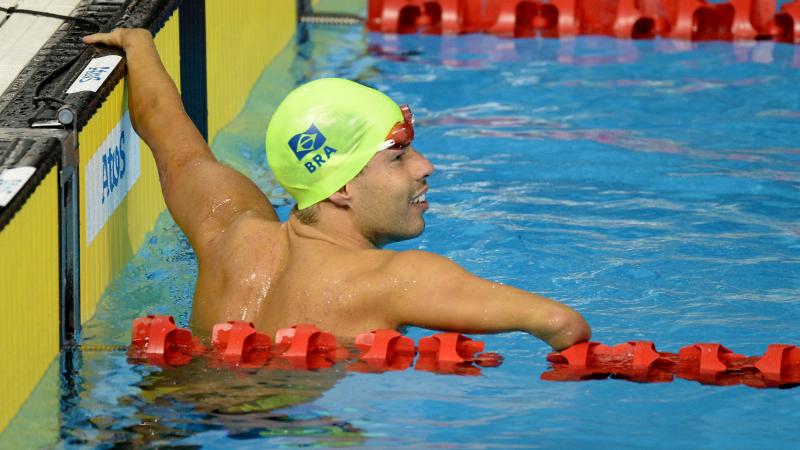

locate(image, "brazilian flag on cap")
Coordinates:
266 78 403 209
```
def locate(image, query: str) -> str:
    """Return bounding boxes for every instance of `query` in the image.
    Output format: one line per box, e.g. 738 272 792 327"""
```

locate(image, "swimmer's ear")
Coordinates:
328 185 352 207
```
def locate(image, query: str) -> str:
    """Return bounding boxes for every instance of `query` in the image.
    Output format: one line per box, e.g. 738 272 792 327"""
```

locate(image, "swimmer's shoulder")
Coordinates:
345 250 468 327
356 249 452 282
359 249 475 299
199 210 285 257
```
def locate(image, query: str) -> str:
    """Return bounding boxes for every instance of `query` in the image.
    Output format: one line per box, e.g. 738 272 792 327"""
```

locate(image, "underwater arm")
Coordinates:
82 29 278 252
382 250 591 351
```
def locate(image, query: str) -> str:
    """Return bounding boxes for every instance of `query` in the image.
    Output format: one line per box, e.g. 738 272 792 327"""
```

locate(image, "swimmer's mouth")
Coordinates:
409 192 427 205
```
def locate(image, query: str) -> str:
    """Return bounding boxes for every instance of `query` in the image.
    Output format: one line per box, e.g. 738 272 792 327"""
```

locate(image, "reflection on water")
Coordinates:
369 32 800 69
58 351 363 448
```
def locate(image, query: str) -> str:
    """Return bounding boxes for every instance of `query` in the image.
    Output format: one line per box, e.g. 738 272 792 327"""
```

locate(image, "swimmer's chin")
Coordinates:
373 222 427 248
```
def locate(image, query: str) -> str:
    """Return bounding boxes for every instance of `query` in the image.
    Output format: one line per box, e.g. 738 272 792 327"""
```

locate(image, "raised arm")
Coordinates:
83 29 277 255
379 250 591 350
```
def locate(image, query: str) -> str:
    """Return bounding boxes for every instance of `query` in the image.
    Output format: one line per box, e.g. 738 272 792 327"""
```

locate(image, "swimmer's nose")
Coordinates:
415 148 435 180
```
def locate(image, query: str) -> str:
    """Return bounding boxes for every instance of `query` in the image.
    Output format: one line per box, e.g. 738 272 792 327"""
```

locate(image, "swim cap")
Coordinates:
265 78 403 209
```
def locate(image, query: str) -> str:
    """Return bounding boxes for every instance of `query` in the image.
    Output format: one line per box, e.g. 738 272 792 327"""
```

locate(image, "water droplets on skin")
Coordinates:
210 197 234 215
243 272 257 284
232 272 273 321
260 278 272 299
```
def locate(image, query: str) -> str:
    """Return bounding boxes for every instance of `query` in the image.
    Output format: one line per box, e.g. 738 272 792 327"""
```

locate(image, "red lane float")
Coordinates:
415 332 504 374
273 324 350 370
350 329 417 372
129 315 205 366
210 321 272 368
367 0 800 43
777 0 800 43
544 341 800 388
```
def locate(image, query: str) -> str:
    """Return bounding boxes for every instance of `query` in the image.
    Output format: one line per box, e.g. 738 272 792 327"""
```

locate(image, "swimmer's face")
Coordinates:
347 142 434 247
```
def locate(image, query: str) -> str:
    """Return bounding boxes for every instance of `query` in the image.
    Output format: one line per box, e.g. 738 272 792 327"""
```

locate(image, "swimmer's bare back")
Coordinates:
84 28 591 351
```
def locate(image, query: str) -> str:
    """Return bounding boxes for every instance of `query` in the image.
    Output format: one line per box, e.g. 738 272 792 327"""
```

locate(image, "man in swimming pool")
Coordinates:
84 29 591 350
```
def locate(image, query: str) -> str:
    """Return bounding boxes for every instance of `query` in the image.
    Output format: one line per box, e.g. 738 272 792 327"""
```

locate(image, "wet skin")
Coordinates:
83 29 591 351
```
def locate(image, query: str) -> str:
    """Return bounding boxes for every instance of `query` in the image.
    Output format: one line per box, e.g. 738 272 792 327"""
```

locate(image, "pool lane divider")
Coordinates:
368 0 800 44
127 316 799 387
127 315 503 375
544 340 800 388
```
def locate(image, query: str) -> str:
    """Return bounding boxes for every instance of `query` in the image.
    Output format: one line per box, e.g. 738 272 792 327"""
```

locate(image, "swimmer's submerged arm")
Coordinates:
83 29 278 252
382 251 591 351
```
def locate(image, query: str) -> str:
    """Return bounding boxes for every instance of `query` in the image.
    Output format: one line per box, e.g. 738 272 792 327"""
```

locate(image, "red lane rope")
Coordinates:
127 315 799 388
127 315 502 375
366 0 800 44
544 340 800 388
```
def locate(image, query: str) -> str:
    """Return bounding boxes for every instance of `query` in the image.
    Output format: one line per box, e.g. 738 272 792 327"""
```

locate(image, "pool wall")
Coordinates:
0 165 59 435
0 0 303 434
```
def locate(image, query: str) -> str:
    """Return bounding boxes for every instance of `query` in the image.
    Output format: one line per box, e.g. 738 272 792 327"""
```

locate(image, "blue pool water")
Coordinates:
6 16 800 450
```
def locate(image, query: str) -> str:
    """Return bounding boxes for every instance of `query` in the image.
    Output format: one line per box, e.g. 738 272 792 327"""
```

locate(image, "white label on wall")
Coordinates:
0 166 36 207
66 55 122 94
85 111 141 245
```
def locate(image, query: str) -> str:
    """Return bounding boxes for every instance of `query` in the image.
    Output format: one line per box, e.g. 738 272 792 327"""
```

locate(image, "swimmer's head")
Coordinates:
266 78 409 209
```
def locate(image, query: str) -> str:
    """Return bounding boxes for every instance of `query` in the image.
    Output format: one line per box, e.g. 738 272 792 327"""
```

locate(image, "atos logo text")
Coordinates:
287 124 338 174
101 130 127 204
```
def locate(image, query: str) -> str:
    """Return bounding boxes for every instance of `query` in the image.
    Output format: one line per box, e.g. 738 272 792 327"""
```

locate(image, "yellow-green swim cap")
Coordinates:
266 78 403 209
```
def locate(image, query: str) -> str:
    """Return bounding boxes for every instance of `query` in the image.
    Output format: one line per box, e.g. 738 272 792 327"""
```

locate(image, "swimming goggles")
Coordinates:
377 104 415 152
